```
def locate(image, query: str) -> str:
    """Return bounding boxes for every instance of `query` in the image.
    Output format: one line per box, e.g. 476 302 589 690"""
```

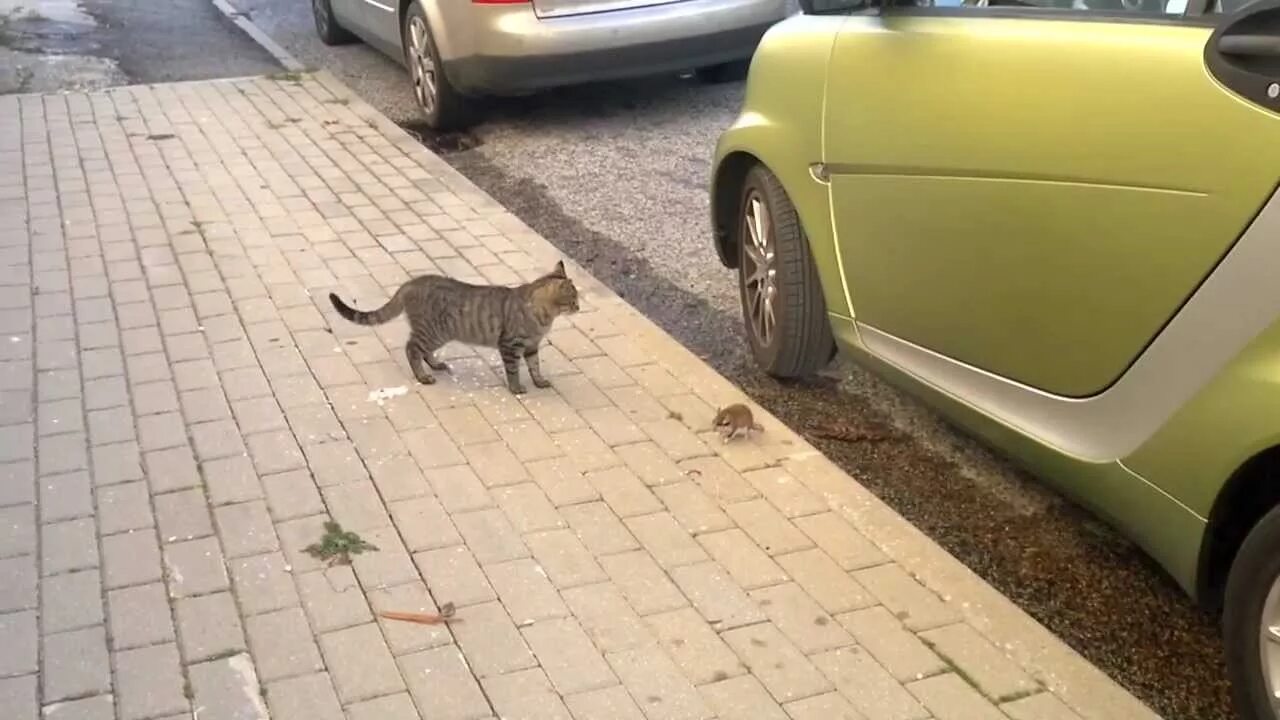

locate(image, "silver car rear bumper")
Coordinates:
440 0 785 95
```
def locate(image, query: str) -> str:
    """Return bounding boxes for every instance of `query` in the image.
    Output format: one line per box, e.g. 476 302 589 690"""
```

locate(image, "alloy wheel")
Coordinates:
1261 578 1280 714
407 16 438 116
313 0 329 35
742 190 777 348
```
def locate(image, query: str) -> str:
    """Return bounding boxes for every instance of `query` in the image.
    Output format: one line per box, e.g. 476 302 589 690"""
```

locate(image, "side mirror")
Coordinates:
799 0 876 12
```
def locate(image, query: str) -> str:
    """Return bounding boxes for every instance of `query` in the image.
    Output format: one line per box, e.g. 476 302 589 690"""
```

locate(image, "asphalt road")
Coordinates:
0 0 278 94
160 2 1245 717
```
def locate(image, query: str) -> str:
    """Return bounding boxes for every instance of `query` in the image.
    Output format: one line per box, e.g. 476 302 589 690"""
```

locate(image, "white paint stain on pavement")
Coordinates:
367 386 408 406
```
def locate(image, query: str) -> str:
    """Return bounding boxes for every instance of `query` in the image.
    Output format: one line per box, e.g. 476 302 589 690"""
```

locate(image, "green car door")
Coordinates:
822 0 1280 399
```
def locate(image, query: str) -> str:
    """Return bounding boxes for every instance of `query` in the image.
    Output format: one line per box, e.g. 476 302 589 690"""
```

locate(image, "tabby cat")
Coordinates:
329 261 580 395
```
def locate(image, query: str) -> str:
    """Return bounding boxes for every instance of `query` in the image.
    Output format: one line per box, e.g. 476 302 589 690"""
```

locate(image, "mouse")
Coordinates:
713 403 763 442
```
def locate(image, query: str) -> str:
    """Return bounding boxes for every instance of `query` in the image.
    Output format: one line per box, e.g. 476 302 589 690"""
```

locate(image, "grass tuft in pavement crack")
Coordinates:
305 521 379 566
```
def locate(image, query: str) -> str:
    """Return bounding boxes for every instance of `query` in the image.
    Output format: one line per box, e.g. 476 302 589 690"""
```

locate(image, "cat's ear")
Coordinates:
550 260 566 278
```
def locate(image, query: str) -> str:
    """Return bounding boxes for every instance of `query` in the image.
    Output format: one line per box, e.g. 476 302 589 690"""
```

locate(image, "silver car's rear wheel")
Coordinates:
743 191 777 349
403 1 474 131
1262 580 1280 713
312 0 355 45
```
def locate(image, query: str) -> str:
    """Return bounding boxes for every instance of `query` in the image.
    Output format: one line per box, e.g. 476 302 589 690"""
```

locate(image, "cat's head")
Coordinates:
543 260 580 314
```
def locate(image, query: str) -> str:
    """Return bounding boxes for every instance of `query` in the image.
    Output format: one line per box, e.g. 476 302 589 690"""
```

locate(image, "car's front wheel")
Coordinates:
736 165 835 378
403 1 474 131
1225 505 1280 720
312 0 355 45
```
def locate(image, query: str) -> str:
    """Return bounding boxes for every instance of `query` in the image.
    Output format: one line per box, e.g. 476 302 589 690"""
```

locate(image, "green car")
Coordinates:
710 0 1280 715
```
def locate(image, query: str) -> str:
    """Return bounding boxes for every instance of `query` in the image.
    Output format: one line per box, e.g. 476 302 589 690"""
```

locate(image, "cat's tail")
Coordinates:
329 288 405 326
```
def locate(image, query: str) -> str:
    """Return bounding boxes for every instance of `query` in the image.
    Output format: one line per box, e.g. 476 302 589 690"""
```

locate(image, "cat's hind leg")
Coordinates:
406 333 436 385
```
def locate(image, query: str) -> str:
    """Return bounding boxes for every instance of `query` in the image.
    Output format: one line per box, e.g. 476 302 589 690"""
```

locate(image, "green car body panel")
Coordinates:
712 10 1280 600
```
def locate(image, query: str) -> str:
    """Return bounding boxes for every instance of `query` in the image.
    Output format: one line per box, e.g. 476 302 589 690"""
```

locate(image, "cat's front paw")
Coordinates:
532 377 553 389
507 383 528 395
416 374 437 385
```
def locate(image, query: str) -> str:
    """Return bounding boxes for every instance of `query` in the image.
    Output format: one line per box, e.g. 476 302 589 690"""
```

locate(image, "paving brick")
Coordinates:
42 517 98 575
181 386 233 424
200 453 263 504
853 565 962 633
39 470 93 523
0 555 37 612
149 446 214 501
97 480 154 535
368 581 452 655
741 468 827 519
0 671 35 717
585 466 662 518
0 610 38 677
0 460 35 507
302 440 370 488
776 550 874 616
321 482 389 534
219 366 271 400
483 667 574 720
1001 692 1085 720
679 456 758 505
696 529 786 591
390 495 461 552
368 454 432 501
90 442 144 491
348 525 420 590
528 457 598 507
107 582 175 650
453 508 527 566
113 644 188 719
486 557 569 625
399 646 492 720
918 623 1040 702
646 607 746 686
0 504 36 559
319 622 405 703
346 692 422 720
600 551 686 617
137 412 187 451
39 432 88 476
782 691 865 720
908 672 1005 720
750 583 852 656
246 430 306 475
838 606 947 684
230 551 299 616
83 376 129 412
265 672 345 720
494 482 565 533
42 626 111 702
813 647 929 720
155 487 213 542
245 607 324 682
625 512 708 569
133 379 180 416
525 528 606 589
86 405 133 446
261 469 325 521
561 501 637 556
276 513 332 574
565 684 647 720
497 421 562 463
607 645 713 720
793 513 888 572
402 425 466 469
163 537 229 597
523 617 616 695
102 529 162 589
561 582 655 654
722 623 831 704
297 566 374 633
670 561 764 631
41 569 104 633
615 442 685 487
176 591 247 662
581 405 648 447
725 500 812 556
213 500 279 558
189 654 270 720
700 675 789 720
652 481 731 536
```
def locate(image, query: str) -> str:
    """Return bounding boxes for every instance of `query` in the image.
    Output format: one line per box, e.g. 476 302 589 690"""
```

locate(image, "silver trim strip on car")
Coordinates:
359 0 395 12
857 187 1280 463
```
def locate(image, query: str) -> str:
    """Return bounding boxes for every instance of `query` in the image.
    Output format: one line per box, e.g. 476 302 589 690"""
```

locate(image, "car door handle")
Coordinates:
1218 34 1280 57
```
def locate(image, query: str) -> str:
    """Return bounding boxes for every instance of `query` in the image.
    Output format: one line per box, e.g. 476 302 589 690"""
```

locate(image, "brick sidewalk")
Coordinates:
0 74 1160 720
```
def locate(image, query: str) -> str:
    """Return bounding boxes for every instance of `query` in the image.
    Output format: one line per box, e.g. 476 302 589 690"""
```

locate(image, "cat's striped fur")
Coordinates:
329 261 580 395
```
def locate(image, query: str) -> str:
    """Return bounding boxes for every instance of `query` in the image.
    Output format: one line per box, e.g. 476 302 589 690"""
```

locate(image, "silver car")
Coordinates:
311 0 789 129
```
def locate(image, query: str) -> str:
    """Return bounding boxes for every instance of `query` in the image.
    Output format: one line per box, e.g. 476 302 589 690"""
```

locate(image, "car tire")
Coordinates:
736 164 836 378
1224 504 1280 720
694 60 749 84
312 0 356 45
403 1 474 131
